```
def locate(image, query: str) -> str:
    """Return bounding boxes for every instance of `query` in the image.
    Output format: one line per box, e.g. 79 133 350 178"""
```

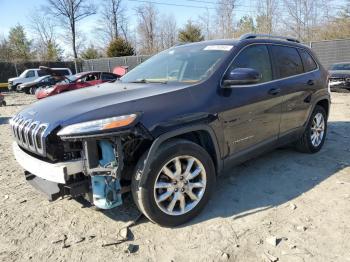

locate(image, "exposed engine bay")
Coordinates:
59 132 148 209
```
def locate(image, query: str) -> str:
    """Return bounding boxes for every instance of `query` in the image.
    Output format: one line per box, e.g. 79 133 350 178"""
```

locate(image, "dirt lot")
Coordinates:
0 92 349 262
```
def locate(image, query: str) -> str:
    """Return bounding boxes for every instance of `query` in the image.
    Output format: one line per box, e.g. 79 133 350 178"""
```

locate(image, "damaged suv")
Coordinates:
11 34 330 227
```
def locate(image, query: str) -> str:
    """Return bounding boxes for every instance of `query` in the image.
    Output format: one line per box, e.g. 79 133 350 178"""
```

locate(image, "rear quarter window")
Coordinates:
299 49 318 72
270 45 303 79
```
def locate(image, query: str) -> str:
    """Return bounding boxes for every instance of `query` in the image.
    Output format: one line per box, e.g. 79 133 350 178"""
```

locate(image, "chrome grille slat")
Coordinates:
10 115 49 156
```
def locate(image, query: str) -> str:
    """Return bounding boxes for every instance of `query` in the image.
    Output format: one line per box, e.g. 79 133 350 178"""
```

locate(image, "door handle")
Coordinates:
307 80 315 86
268 88 281 95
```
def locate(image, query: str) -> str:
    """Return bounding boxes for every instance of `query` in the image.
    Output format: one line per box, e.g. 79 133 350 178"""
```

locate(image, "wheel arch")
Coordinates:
315 99 330 117
140 125 223 187
305 95 330 127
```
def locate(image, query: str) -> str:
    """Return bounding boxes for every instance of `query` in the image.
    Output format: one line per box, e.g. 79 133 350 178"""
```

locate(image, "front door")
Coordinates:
219 44 283 155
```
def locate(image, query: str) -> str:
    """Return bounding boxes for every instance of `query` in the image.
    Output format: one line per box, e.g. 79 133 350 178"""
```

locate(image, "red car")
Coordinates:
35 71 120 99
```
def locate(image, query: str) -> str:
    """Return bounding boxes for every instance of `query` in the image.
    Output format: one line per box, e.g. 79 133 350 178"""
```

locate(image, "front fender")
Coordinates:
140 124 223 187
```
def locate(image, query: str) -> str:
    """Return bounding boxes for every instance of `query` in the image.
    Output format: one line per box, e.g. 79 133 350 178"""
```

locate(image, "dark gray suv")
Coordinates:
11 34 330 227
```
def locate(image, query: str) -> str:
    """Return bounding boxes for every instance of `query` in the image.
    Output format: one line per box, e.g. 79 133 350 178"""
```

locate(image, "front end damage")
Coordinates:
13 121 152 209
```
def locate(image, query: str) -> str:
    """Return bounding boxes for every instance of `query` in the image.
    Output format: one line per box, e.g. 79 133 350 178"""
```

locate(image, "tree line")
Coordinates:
0 0 350 62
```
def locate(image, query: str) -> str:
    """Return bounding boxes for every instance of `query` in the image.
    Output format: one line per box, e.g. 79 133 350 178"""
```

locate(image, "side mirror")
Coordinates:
223 68 262 87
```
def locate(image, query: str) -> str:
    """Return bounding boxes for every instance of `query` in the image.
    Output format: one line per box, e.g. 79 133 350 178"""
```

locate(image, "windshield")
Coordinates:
330 63 350 71
121 43 233 84
19 70 29 77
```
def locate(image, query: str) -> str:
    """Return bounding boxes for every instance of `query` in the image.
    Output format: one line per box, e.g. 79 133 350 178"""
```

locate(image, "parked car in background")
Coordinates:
8 68 73 91
35 71 120 99
0 93 5 106
328 62 350 91
17 75 63 94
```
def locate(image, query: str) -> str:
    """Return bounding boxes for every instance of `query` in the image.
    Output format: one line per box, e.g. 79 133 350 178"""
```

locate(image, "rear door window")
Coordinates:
229 44 272 83
270 45 303 79
299 49 318 72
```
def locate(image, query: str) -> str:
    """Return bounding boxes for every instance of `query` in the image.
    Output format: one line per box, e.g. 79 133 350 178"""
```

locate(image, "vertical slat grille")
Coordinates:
10 115 48 156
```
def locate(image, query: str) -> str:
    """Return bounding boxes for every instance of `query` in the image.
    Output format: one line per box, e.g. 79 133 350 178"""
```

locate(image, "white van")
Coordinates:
8 68 73 91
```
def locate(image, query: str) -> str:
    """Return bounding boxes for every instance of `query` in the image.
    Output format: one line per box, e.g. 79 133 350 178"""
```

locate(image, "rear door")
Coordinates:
220 44 283 155
269 45 317 136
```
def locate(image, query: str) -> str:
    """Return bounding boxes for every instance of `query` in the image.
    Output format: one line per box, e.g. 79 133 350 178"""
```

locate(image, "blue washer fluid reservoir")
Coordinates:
91 140 122 209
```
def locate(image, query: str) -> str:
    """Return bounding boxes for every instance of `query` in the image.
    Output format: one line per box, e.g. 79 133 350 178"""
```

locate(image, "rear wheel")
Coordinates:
296 105 327 153
131 139 216 227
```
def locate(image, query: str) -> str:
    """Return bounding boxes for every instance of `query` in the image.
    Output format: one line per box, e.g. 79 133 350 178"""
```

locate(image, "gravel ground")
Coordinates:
0 92 349 262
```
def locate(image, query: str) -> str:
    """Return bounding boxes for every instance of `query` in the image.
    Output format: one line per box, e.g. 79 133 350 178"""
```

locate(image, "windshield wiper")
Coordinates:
129 79 168 84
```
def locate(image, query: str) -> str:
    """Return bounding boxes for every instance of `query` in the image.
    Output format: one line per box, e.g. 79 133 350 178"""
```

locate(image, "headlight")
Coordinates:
57 114 138 136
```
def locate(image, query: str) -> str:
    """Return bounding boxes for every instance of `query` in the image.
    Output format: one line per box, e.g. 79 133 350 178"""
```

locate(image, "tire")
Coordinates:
13 84 20 92
296 105 327 153
0 101 5 107
24 87 30 94
131 139 216 227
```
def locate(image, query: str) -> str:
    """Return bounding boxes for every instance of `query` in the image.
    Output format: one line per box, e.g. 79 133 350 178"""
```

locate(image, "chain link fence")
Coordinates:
309 39 350 69
81 55 151 73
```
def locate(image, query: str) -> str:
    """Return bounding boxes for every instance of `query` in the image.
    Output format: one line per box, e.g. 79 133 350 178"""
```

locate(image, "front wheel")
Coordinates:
296 105 327 153
29 87 36 94
131 139 216 227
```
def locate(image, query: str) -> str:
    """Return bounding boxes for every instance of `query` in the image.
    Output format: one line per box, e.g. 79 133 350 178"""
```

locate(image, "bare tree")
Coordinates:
29 10 62 60
135 3 158 55
159 14 177 50
215 0 237 39
46 0 96 58
99 0 129 42
198 9 213 40
282 0 324 41
256 0 278 34
0 35 12 62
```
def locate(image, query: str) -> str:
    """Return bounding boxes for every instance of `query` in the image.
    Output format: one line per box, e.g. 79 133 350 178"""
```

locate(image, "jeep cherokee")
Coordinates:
10 34 330 227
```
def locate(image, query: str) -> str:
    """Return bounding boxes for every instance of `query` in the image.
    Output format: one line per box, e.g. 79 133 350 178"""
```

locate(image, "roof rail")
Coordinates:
239 33 300 43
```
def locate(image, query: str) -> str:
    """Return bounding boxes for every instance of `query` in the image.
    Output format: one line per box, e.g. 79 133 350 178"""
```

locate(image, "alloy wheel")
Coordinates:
310 112 325 147
153 155 207 216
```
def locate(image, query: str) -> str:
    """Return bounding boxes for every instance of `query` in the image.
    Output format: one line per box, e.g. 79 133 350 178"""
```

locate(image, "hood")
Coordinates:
8 77 20 82
17 81 194 134
329 70 350 77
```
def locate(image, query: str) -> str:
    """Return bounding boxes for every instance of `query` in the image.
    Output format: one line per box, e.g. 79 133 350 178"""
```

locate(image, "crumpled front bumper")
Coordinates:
13 142 89 200
12 142 84 184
